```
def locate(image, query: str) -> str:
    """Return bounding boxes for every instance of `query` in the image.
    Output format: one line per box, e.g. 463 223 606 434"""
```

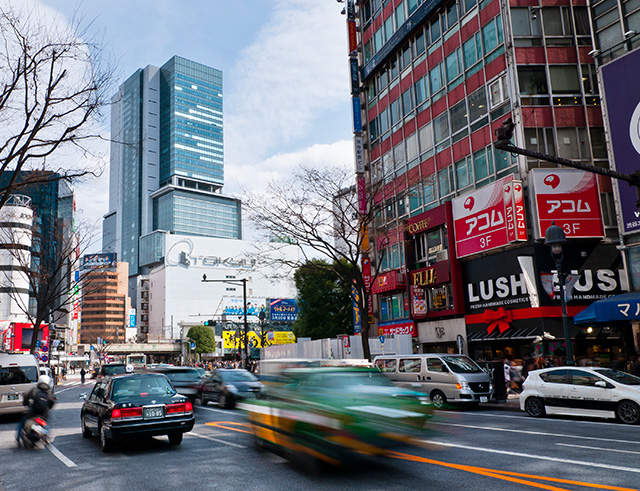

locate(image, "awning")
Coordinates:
573 292 640 325
467 326 540 342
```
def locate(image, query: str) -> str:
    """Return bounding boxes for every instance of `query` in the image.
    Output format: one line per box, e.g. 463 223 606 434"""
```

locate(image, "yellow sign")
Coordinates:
222 330 296 349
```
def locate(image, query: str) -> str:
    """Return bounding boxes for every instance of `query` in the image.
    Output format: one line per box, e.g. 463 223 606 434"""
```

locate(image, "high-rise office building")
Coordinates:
103 56 242 281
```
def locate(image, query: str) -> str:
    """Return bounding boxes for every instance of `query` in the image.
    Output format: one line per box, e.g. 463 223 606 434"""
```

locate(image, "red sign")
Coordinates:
513 180 527 241
348 21 357 53
410 286 427 319
530 169 604 239
452 175 514 258
357 176 367 214
379 321 415 337
503 182 516 243
362 257 374 320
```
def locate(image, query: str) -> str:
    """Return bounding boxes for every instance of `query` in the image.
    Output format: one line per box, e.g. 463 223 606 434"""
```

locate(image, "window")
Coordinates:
409 184 423 212
438 165 453 196
393 142 406 171
482 15 504 54
524 128 556 157
489 75 508 108
376 358 397 373
590 127 608 159
380 108 390 135
462 0 477 16
369 116 379 141
395 2 406 29
427 358 447 372
468 86 488 121
455 156 472 189
414 31 426 57
401 44 412 70
430 63 444 93
494 145 517 172
390 58 399 80
423 174 438 204
539 369 569 383
418 121 434 154
415 76 429 107
377 70 388 92
379 292 407 320
430 284 452 310
383 151 393 182
429 15 442 44
406 132 419 164
549 66 580 94
364 40 373 63
384 15 394 43
402 89 414 116
444 2 458 31
399 358 422 373
374 27 383 53
434 112 449 145
556 128 590 160
390 99 401 126
570 370 606 387
450 100 468 134
463 33 483 71
518 66 548 95
473 147 493 181
446 49 462 83
408 0 419 15
581 64 599 95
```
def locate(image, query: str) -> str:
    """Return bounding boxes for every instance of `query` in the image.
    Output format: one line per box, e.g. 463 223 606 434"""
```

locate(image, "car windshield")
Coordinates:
111 376 176 401
594 368 640 385
220 370 258 382
164 369 200 382
441 356 483 373
104 365 126 376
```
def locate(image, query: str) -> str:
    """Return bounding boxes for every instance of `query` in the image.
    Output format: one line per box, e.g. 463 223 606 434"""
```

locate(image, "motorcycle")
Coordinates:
19 416 49 449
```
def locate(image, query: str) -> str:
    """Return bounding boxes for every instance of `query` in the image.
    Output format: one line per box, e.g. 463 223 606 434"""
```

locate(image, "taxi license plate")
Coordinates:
143 407 164 419
6 394 20 401
480 396 488 403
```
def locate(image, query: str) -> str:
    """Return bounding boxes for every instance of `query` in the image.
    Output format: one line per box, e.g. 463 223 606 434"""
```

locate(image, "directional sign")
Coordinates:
90 345 95 351
190 342 196 350
36 340 41 348
379 335 385 344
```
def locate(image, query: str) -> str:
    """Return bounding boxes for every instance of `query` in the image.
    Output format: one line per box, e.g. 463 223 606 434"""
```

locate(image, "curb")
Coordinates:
480 401 521 412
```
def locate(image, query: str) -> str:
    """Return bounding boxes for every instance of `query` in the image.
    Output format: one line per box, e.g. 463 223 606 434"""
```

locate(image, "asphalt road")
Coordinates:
1 382 640 491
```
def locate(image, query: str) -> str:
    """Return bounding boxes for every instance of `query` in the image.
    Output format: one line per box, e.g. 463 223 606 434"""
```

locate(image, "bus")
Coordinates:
126 353 147 369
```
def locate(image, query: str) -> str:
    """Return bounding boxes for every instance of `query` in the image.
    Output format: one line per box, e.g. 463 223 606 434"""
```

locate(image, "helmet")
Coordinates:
38 375 51 387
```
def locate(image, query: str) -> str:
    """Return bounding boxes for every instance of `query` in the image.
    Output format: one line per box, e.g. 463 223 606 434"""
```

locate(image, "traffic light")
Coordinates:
495 118 515 144
204 319 216 326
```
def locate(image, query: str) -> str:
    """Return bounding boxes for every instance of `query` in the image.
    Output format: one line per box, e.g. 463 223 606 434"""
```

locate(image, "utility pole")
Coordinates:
495 118 640 209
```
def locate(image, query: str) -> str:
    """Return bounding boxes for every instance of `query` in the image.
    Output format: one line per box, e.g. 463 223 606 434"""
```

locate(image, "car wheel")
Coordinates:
219 393 234 409
430 390 446 409
524 397 546 418
200 392 208 406
99 423 114 453
168 433 183 446
81 415 92 438
617 400 640 424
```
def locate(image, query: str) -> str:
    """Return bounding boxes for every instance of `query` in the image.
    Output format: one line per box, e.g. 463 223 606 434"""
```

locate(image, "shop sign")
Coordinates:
503 181 527 243
529 169 604 239
411 266 436 287
405 204 447 236
362 257 374 323
452 175 516 258
354 136 364 174
378 321 415 337
352 284 362 334
600 50 640 235
357 175 367 214
513 181 527 241
372 269 404 294
352 96 362 133
347 20 357 53
410 285 428 318
270 299 298 322
350 57 360 96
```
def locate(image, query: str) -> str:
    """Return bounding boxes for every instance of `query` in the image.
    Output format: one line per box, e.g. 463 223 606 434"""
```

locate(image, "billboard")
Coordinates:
452 175 515 258
81 253 117 269
600 51 640 235
269 298 298 322
222 330 295 349
529 169 604 239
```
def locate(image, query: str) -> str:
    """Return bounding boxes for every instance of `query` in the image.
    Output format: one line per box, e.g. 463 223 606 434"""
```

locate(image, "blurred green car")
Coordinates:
243 366 433 467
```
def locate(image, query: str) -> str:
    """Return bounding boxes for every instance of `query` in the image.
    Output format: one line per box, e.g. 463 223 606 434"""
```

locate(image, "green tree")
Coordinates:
187 326 216 354
293 259 355 340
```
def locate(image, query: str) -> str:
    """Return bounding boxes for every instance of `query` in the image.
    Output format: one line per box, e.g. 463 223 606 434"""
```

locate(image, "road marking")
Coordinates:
556 443 640 455
205 421 252 434
472 411 640 428
196 406 241 416
189 432 246 448
433 422 640 445
46 443 76 467
421 438 640 475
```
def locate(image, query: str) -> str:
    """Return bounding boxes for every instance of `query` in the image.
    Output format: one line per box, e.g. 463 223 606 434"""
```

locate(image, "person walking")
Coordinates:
80 367 86 384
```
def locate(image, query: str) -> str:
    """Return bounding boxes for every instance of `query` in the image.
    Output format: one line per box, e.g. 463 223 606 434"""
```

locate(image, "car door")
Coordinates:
566 369 614 415
396 358 423 391
538 369 571 411
426 357 456 399
85 380 107 431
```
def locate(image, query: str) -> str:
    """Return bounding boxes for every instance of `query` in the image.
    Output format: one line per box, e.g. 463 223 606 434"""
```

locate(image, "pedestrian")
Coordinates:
503 359 512 395
80 367 86 384
61 366 67 381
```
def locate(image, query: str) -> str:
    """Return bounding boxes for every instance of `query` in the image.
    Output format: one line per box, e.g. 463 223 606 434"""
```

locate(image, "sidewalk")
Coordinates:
480 393 521 412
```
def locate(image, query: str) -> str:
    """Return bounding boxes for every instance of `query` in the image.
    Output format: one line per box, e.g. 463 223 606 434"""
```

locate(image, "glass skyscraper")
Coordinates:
104 56 241 279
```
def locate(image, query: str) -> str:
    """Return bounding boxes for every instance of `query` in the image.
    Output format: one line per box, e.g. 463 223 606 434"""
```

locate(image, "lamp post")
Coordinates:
544 223 575 366
201 274 249 369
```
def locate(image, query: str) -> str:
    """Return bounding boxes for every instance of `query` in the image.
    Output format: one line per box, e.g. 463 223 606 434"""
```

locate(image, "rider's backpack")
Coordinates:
30 388 50 415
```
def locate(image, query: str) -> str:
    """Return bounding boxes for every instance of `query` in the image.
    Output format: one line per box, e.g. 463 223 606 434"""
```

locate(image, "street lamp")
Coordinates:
544 222 575 366
201 274 249 369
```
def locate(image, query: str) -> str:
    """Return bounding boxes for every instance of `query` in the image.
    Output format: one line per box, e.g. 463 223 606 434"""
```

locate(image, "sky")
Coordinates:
29 0 355 250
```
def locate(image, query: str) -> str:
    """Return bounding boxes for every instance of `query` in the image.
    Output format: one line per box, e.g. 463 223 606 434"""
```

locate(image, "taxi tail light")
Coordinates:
166 402 193 415
185 401 193 413
111 407 143 420
111 408 122 419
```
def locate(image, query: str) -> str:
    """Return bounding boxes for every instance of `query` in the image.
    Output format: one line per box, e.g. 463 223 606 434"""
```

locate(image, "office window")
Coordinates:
374 27 383 52
384 15 394 43
549 66 580 94
473 147 493 181
444 2 458 31
409 184 423 212
401 44 412 70
408 0 419 15
482 15 504 53
429 15 441 44
369 116 379 141
430 63 444 93
424 174 438 203
455 157 472 189
402 88 414 116
406 132 419 163
390 57 399 80
414 31 426 57
462 0 477 15
582 64 599 94
463 33 483 70
434 112 449 144
494 146 517 171
450 99 468 134
395 2 406 28
524 127 556 157
415 76 429 106
419 121 434 153
390 98 402 126
468 86 488 121
380 108 390 135
377 70 388 92
438 166 453 196
393 142 406 171
590 127 608 159
518 67 548 95
446 49 462 83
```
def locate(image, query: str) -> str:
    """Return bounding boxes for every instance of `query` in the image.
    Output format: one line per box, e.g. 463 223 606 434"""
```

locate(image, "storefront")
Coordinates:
463 243 629 364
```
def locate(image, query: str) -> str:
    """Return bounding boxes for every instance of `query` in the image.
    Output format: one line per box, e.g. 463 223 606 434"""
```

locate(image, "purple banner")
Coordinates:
601 51 640 234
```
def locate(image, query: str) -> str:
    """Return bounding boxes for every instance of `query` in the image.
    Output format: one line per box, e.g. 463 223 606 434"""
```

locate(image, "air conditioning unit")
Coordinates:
435 249 449 262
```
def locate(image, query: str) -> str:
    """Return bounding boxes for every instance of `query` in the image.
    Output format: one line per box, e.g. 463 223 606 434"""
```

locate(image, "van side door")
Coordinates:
396 358 423 391
426 357 456 399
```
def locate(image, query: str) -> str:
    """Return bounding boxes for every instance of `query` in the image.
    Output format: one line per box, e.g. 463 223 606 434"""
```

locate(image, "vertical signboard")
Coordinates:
452 175 514 258
513 180 527 241
600 51 640 235
352 96 362 133
362 257 374 323
352 283 362 334
347 21 357 53
354 136 364 174
503 182 516 243
529 169 604 239
350 57 360 95
357 175 367 214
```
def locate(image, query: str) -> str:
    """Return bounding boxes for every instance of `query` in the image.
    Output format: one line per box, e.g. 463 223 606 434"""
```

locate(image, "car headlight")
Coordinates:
225 384 238 393
456 381 470 390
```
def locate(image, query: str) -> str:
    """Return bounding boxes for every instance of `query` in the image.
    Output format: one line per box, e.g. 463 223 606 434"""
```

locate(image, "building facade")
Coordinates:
79 258 130 344
103 56 241 282
350 0 628 362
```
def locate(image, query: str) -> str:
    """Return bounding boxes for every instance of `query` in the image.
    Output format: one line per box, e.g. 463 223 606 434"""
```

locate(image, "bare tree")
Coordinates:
0 203 106 354
0 3 114 208
243 165 395 361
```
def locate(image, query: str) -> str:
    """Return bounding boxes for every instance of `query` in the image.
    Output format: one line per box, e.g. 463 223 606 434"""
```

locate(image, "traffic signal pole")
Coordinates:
495 118 640 209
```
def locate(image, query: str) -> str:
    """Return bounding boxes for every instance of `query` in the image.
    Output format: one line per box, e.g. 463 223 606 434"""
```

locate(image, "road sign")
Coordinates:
41 355 48 363
36 340 41 348
190 342 196 350
379 335 385 344
90 345 95 351
34 352 40 360
41 345 48 352
343 335 350 348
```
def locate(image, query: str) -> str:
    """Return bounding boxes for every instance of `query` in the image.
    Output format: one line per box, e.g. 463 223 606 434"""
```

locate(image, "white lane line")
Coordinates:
196 405 241 416
47 442 76 467
433 421 640 445
471 411 640 428
422 439 640 474
189 432 246 449
556 443 640 455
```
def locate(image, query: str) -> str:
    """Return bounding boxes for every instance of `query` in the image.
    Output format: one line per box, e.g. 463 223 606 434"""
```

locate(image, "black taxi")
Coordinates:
80 372 195 452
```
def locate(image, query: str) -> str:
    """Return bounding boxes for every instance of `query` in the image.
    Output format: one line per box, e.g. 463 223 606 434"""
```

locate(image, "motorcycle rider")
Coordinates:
16 375 56 446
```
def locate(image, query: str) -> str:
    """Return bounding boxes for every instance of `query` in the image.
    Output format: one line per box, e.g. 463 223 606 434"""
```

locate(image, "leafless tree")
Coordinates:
0 203 107 354
0 3 114 209
243 164 397 361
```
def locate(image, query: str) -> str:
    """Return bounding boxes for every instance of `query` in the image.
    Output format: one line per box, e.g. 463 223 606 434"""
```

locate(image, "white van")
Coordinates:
0 352 39 415
373 354 493 408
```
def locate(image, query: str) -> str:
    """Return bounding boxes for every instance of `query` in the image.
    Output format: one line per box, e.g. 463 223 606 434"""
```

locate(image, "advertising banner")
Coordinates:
222 330 296 349
378 320 415 337
81 253 117 269
601 51 640 235
362 257 374 323
529 169 604 239
410 285 428 318
352 96 362 133
269 299 298 322
513 181 527 241
357 175 367 214
354 136 364 174
503 182 516 243
452 175 514 258
352 283 362 334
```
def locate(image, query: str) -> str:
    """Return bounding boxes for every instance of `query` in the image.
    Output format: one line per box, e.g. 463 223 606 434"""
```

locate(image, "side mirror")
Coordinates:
79 393 87 401
595 380 608 388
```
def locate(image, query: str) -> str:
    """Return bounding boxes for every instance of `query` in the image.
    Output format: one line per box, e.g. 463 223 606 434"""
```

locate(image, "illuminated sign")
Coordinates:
529 169 604 239
269 299 298 322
